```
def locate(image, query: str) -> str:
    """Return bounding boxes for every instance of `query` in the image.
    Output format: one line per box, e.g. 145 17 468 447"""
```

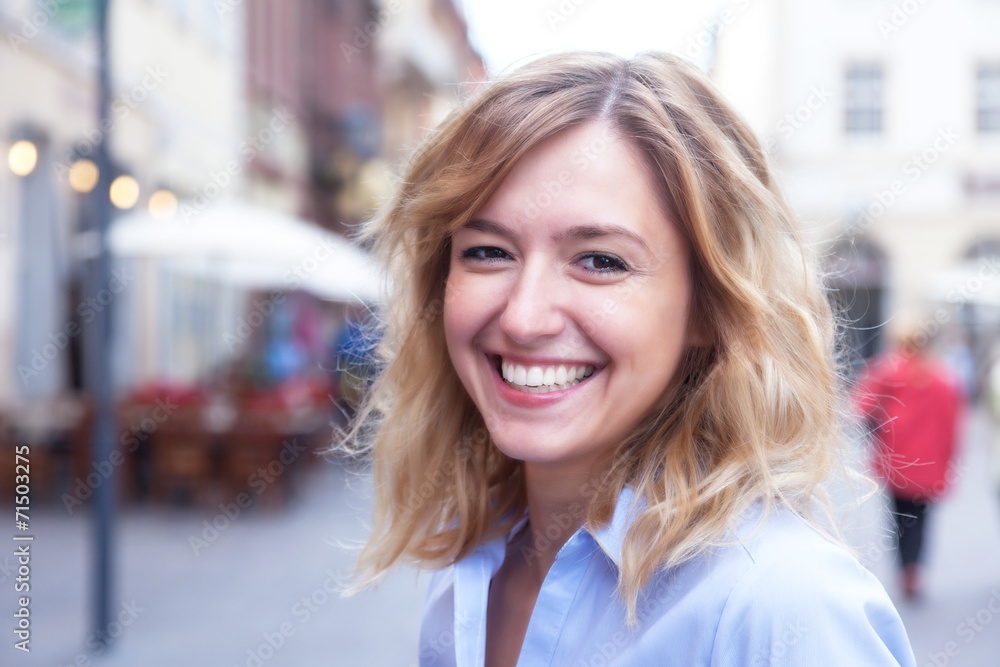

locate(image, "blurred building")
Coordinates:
244 0 486 232
378 0 487 167
244 0 376 226
710 0 1000 370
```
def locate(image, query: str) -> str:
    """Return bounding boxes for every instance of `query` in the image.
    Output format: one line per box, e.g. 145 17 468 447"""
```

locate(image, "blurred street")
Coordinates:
0 408 997 666
864 406 1000 667
0 454 428 667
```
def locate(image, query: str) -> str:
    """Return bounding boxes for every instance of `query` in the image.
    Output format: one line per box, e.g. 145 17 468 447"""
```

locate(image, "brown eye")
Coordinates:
579 253 627 273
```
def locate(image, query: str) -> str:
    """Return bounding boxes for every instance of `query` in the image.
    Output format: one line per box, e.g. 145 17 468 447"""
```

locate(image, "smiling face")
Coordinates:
443 122 696 480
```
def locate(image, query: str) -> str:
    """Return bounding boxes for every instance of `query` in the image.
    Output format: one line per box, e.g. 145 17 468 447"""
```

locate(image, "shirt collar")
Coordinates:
495 485 643 569
587 485 643 569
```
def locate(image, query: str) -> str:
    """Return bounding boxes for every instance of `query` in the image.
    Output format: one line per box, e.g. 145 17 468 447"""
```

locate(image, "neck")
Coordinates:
518 462 601 583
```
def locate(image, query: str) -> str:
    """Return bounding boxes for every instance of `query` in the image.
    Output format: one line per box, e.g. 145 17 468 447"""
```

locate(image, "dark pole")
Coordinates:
86 0 116 648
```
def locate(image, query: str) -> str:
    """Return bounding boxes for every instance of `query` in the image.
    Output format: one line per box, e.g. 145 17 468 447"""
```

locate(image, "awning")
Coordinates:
108 200 382 303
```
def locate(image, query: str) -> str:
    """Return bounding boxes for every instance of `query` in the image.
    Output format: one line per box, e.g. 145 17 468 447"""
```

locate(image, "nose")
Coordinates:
498 259 566 345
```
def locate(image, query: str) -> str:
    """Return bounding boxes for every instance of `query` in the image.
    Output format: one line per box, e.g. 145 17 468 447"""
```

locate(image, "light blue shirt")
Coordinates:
419 489 916 666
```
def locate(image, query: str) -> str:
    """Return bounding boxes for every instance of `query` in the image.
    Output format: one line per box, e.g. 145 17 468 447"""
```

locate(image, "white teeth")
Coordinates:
499 358 596 393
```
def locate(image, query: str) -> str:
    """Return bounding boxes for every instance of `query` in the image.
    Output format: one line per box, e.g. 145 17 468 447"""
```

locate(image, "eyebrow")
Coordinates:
463 218 652 254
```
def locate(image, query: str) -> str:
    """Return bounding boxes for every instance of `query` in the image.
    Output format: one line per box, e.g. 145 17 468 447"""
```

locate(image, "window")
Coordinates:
977 65 1000 133
845 64 883 135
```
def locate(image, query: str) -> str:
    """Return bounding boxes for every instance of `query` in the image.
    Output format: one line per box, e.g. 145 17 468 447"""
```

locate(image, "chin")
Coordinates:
489 430 562 462
489 429 607 472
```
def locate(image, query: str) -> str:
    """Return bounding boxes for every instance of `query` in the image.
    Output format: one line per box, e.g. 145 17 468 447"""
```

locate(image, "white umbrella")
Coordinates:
109 200 382 303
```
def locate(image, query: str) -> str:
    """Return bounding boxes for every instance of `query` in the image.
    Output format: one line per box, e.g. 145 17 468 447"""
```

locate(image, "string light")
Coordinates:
69 159 99 193
148 189 178 220
8 140 38 176
109 175 140 209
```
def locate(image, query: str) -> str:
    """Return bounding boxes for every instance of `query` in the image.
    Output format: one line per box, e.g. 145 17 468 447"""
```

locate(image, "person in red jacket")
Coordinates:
854 326 964 599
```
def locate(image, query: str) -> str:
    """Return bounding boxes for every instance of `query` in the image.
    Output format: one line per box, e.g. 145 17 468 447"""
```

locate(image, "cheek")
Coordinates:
442 279 468 350
602 292 691 376
443 271 509 341
443 274 487 359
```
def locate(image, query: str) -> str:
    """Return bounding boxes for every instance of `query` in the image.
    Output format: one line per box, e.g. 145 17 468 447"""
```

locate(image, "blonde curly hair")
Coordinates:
345 51 844 619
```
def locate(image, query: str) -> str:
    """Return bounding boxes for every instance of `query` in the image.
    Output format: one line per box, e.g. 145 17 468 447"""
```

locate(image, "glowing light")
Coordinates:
8 140 38 176
69 159 99 193
148 189 178 220
109 175 140 209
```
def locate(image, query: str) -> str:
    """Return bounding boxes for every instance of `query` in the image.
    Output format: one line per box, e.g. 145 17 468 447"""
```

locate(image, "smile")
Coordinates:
497 357 596 394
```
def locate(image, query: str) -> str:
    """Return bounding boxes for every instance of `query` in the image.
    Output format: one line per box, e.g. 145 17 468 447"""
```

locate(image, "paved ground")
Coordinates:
1 455 428 667
865 407 1000 667
2 408 999 666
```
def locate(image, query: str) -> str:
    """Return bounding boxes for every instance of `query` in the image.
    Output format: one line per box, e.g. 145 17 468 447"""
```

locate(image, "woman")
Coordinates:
346 52 915 666
853 326 963 599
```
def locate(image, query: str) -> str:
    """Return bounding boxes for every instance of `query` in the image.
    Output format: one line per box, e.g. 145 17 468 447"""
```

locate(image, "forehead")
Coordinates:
472 122 678 249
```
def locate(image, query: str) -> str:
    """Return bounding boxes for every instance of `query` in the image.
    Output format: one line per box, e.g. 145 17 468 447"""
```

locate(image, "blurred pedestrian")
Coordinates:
854 325 964 599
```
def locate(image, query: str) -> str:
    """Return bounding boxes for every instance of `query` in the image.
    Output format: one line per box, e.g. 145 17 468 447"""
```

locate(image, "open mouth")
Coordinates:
492 355 596 394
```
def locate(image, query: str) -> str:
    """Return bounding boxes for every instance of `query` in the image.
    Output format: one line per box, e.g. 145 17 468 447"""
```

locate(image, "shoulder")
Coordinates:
707 508 915 666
